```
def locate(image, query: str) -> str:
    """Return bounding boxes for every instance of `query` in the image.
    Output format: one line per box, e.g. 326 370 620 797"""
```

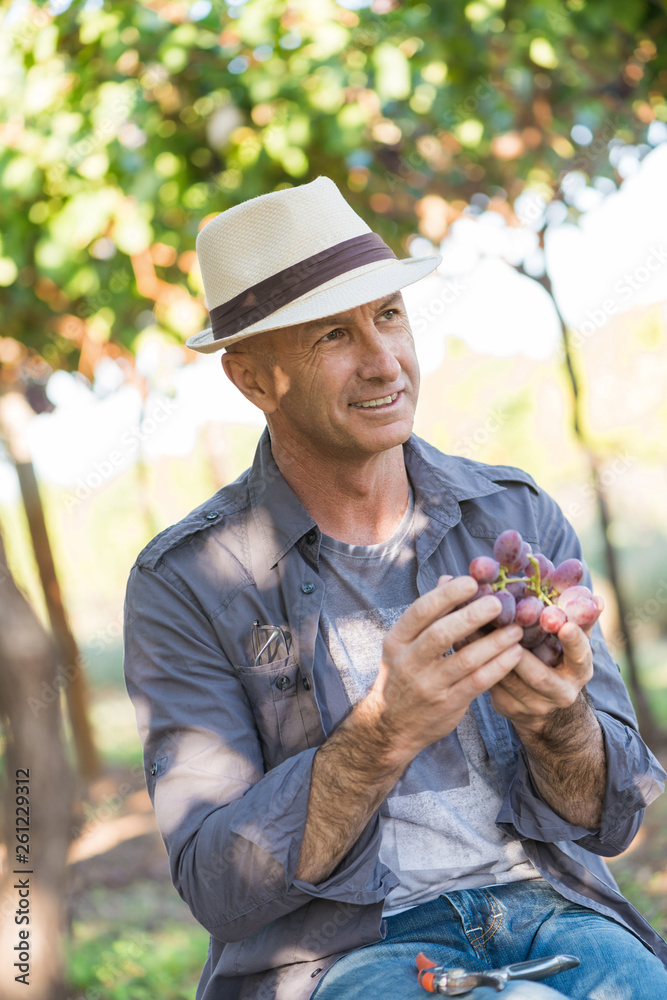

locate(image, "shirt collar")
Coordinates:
248 428 508 570
403 434 506 517
248 428 317 571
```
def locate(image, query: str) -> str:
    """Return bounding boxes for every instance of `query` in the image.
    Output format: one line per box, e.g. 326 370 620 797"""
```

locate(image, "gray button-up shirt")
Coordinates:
123 430 667 1000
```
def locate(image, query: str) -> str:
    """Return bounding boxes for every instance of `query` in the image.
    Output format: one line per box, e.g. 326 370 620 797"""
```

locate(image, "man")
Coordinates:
123 177 667 1000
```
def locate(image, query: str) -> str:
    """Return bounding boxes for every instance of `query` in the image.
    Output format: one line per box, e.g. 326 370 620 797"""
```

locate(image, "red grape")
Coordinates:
551 558 584 594
556 584 591 603
557 586 597 627
469 556 500 584
521 623 547 648
506 580 527 600
506 540 532 574
540 605 567 634
515 596 544 627
491 589 516 627
461 531 599 656
533 637 563 667
518 540 533 567
493 530 523 569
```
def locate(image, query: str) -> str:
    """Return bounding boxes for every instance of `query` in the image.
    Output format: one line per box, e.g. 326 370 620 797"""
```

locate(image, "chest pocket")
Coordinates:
460 470 540 546
237 654 311 770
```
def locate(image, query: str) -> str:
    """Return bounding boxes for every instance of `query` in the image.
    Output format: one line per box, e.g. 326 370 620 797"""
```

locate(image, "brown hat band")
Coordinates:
210 232 396 342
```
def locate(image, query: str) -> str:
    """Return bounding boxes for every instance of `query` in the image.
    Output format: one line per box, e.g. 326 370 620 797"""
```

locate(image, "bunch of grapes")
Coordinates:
457 529 599 667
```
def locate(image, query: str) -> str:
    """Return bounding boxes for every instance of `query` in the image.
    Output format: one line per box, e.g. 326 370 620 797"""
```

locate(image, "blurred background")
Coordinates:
1 0 666 997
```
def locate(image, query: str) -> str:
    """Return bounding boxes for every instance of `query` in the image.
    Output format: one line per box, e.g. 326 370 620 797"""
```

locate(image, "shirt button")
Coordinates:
275 675 291 691
301 582 315 594
205 511 219 521
150 763 157 776
305 530 317 545
311 968 323 978
303 677 312 691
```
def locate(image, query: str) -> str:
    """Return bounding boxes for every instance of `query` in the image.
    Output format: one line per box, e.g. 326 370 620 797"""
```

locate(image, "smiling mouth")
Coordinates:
350 391 399 409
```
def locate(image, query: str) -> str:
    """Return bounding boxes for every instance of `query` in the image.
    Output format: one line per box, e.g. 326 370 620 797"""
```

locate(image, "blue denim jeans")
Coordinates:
311 880 667 999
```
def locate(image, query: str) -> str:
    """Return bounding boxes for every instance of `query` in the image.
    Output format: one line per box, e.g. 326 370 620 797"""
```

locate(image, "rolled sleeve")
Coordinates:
123 562 392 944
497 708 664 854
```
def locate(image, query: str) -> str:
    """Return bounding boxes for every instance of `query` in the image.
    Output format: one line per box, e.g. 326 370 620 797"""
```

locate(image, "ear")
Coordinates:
221 352 279 415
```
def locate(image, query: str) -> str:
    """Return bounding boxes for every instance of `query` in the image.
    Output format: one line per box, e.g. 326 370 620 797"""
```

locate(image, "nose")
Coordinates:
355 322 402 383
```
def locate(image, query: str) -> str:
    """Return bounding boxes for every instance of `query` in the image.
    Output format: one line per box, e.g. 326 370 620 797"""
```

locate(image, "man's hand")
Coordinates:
489 596 607 831
366 574 525 765
488 595 603 731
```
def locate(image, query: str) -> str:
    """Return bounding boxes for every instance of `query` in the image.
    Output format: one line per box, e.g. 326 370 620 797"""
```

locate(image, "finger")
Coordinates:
580 594 604 639
491 649 568 715
507 639 590 713
493 647 584 715
558 619 594 672
453 641 525 699
414 594 509 657
497 648 554 695
490 672 535 717
445 625 524 681
390 576 481 643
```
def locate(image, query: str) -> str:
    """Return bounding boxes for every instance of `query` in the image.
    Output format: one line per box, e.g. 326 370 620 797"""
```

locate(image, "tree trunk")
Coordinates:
0 528 74 1000
558 323 659 747
522 265 659 746
0 391 101 779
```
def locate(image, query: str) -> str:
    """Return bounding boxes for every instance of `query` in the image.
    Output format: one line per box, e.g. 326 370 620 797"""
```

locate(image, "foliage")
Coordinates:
67 904 209 1000
1 0 666 370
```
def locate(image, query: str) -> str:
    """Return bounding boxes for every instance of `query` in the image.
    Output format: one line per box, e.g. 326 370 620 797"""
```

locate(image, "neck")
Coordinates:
268 432 411 545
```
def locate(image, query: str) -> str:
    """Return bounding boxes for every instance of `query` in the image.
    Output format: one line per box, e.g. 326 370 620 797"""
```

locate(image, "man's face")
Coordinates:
233 291 420 462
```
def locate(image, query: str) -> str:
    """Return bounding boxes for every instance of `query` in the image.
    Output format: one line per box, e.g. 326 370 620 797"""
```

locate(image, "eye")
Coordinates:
381 308 399 320
319 328 344 343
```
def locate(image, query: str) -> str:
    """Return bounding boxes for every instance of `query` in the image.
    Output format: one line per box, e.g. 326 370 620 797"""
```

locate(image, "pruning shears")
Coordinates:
416 952 580 994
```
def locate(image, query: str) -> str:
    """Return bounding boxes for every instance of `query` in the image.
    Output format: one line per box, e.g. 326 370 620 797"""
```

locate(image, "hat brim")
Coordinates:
185 254 442 354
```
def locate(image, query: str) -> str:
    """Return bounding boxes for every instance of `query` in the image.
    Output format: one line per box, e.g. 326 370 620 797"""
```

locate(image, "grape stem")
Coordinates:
492 555 556 606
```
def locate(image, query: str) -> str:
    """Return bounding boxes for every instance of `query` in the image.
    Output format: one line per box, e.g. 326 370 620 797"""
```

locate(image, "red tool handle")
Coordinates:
416 952 439 993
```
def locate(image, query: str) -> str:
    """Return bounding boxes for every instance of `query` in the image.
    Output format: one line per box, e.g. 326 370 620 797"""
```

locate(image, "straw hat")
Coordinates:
185 176 441 353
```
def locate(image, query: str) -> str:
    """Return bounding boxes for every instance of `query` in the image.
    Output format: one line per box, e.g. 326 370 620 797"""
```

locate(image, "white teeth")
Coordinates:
352 392 398 408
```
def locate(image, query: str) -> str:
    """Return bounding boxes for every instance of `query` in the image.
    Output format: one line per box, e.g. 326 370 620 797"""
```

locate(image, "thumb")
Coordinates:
558 620 593 674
